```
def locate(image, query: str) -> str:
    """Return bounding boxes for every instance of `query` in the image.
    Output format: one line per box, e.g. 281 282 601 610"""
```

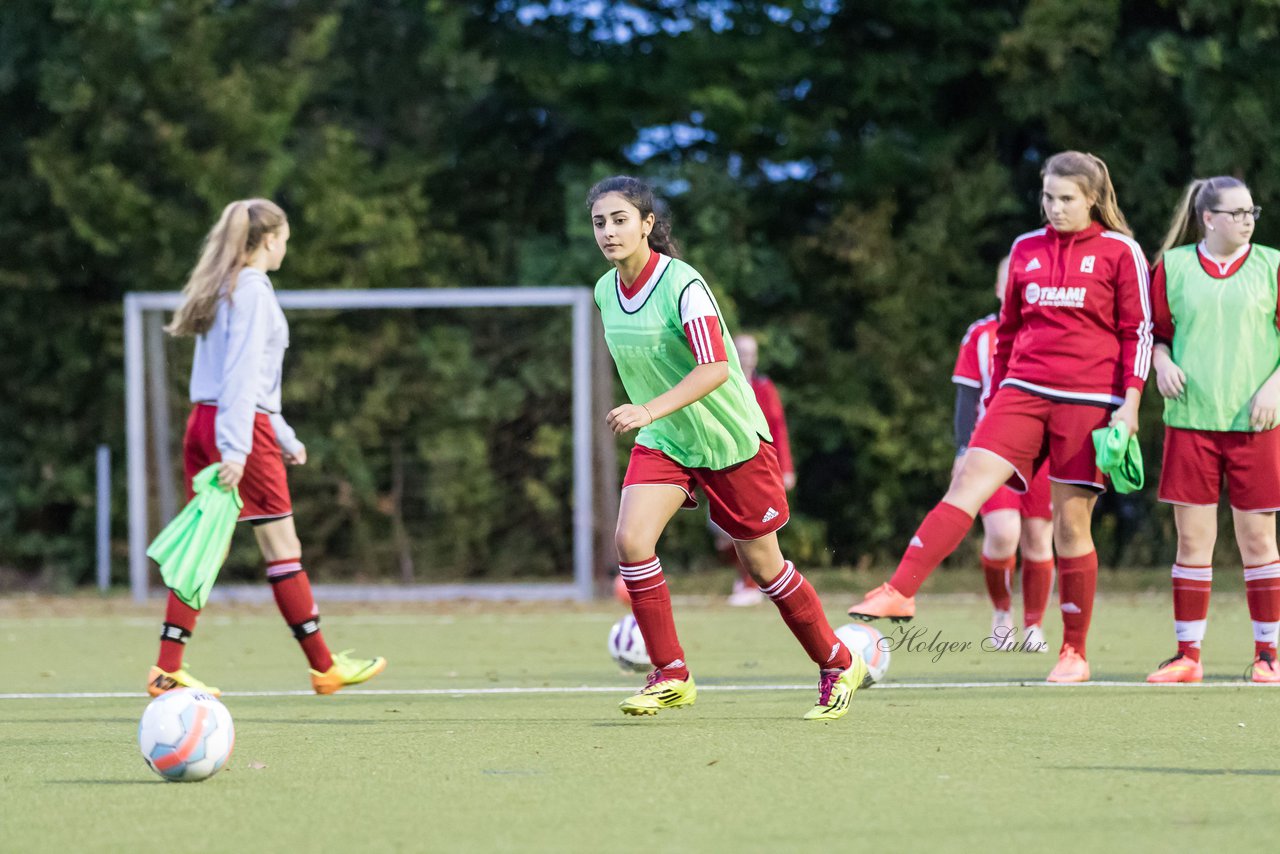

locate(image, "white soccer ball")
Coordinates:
608 614 650 672
139 688 235 782
835 623 891 687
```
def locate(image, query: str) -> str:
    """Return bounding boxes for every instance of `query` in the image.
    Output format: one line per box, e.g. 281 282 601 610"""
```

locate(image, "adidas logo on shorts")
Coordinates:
761 507 779 523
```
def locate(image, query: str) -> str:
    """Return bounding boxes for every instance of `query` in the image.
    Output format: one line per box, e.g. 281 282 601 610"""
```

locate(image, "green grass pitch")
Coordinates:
1 585 1275 853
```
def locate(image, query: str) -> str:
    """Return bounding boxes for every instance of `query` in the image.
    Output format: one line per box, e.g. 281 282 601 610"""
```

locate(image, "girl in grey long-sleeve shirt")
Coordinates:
188 266 303 465
147 198 385 698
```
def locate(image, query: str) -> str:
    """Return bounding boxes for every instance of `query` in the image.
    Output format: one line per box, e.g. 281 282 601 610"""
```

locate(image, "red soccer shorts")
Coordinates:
980 460 1052 519
1158 425 1280 512
622 441 790 540
183 404 293 522
969 387 1111 493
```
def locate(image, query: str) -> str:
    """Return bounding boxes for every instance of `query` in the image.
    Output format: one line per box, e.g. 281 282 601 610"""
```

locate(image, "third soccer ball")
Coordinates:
835 623 891 687
608 614 650 672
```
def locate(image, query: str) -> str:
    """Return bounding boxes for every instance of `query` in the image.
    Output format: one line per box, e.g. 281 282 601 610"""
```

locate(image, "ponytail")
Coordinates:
1154 176 1248 264
648 196 683 260
167 199 287 336
586 175 683 260
1042 151 1133 237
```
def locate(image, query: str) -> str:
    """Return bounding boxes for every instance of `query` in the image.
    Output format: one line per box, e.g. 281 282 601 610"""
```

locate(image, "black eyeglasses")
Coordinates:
1209 206 1262 223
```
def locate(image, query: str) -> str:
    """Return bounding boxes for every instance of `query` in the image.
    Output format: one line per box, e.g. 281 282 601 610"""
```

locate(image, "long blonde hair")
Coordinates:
1042 151 1133 237
167 199 288 336
1155 176 1248 264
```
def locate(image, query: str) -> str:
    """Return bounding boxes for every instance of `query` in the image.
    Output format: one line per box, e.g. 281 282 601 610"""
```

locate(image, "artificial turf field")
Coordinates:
1 586 1276 853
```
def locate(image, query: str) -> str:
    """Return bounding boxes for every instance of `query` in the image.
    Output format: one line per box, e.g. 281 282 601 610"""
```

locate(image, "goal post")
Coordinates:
124 287 614 603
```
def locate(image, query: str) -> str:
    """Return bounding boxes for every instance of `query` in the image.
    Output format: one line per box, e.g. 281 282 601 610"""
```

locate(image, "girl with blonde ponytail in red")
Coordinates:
149 199 386 697
848 151 1153 683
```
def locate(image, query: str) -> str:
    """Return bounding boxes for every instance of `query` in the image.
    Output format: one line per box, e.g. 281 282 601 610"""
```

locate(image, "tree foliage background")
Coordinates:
2 0 1276 586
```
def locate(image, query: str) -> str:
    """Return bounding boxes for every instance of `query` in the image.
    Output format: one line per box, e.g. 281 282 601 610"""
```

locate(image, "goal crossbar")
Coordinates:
124 287 599 603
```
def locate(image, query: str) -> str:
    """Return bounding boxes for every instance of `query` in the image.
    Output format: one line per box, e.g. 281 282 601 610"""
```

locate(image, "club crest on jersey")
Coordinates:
1024 257 1042 272
1080 255 1096 273
1024 282 1086 308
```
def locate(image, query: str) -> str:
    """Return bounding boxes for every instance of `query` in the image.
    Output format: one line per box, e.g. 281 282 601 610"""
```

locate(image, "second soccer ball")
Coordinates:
835 623 891 687
608 614 650 672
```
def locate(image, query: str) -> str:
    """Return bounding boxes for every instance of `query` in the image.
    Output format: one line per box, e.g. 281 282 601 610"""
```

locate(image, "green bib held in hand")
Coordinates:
147 464 243 609
1092 423 1144 494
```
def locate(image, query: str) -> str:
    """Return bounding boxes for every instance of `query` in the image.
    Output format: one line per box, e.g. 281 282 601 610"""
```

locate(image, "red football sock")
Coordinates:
619 557 688 677
981 554 1016 613
1172 564 1212 662
889 502 975 597
1244 561 1280 658
157 590 200 672
1021 558 1054 628
761 561 854 670
1057 551 1098 658
267 558 333 672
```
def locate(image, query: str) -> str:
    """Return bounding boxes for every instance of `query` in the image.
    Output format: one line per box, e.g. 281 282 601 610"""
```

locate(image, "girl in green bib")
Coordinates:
588 176 863 720
1148 176 1280 684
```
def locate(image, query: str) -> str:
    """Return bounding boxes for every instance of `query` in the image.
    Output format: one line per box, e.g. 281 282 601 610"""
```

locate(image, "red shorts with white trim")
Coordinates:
622 441 789 540
980 461 1052 518
1158 426 1280 512
969 387 1111 493
182 405 292 522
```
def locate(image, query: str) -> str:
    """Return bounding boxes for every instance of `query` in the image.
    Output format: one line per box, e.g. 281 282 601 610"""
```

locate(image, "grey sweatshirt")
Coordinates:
188 268 302 465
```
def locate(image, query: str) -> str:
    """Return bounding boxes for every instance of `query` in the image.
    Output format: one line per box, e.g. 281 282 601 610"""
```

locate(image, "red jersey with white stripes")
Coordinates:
952 313 998 421
994 221 1152 406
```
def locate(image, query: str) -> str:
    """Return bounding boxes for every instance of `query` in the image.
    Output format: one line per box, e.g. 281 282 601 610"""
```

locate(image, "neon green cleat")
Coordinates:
310 649 387 695
147 664 221 698
803 656 868 721
620 669 697 716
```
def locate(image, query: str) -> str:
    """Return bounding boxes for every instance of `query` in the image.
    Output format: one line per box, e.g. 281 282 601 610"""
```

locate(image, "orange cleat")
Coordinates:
310 650 387 695
846 583 915 623
1250 651 1280 684
1046 644 1090 683
1146 654 1203 684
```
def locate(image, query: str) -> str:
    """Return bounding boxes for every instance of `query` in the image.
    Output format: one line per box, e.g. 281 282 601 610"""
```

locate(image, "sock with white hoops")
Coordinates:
1244 561 1280 659
761 561 853 671
618 556 688 678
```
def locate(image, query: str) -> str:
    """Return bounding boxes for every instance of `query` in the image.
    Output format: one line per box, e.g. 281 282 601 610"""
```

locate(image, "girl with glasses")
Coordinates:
1146 176 1280 684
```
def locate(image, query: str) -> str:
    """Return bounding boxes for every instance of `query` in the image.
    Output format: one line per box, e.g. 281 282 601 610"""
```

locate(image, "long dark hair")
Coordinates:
586 175 683 259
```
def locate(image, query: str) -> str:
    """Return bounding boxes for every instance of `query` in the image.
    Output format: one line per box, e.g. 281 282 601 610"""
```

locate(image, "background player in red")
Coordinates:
1145 176 1280 684
711 333 797 606
952 257 1054 653
590 175 863 720
847 151 1152 683
148 199 386 697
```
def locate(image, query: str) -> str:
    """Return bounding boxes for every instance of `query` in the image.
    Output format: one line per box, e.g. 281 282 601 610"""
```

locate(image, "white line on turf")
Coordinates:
0 680 1270 700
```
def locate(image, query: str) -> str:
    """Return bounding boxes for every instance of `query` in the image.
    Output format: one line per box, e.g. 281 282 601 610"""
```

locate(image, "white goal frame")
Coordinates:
124 287 600 603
